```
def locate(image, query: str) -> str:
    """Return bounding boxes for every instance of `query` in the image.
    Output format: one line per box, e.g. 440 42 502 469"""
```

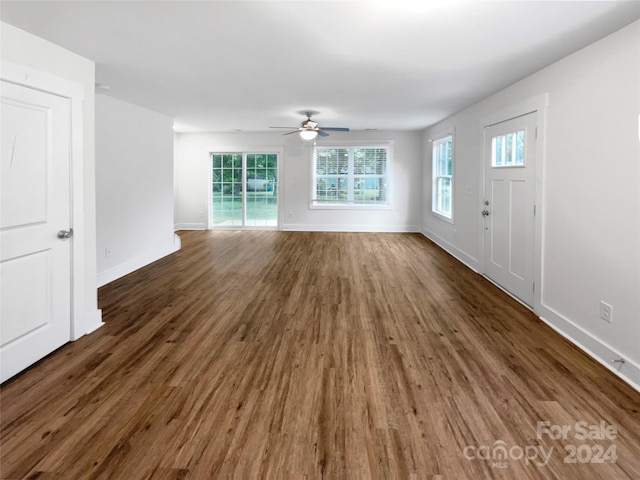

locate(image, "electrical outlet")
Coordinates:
599 301 613 323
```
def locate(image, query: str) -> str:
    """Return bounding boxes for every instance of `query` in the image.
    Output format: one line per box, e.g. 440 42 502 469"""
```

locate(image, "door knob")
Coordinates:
57 229 73 239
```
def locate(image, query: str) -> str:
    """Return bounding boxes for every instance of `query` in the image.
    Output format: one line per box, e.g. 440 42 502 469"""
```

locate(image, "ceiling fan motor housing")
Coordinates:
301 119 318 130
269 112 348 137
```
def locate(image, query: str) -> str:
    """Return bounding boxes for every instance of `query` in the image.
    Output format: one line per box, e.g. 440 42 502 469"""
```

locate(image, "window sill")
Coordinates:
432 211 454 224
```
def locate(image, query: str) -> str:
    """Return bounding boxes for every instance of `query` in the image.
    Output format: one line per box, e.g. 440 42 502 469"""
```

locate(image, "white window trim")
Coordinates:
309 141 393 210
431 131 454 223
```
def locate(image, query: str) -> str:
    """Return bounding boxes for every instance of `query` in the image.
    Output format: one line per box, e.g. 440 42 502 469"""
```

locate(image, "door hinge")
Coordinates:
535 127 538 139
533 204 536 216
533 282 535 293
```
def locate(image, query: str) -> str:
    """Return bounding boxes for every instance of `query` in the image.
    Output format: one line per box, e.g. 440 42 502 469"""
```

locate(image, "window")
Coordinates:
211 152 279 227
432 134 453 220
312 145 390 207
491 130 524 167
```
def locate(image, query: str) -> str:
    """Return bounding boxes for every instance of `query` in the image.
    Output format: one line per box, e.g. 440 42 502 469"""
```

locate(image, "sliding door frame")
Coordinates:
207 146 284 230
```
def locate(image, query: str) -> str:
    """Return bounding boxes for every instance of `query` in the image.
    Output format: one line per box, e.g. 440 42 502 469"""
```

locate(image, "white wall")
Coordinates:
422 21 640 388
1 21 103 335
96 95 179 286
175 130 423 232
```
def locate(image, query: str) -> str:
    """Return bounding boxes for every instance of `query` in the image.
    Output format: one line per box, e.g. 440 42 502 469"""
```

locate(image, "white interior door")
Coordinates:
483 112 536 306
1 80 72 382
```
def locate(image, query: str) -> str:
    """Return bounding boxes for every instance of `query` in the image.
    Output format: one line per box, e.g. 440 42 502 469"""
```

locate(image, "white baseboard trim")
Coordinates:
538 305 640 393
71 308 103 341
173 232 182 250
420 228 480 272
420 228 639 393
97 236 181 287
84 309 104 335
282 223 419 233
174 222 207 230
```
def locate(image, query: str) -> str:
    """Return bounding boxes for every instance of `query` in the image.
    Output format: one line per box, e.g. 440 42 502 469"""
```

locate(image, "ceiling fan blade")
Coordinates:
320 127 350 132
317 130 330 137
282 130 300 136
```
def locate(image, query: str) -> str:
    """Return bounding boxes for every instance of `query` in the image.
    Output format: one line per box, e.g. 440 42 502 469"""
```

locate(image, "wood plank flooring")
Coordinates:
1 230 639 479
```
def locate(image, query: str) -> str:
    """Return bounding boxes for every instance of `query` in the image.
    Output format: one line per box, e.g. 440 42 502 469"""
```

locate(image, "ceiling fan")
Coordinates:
270 112 349 140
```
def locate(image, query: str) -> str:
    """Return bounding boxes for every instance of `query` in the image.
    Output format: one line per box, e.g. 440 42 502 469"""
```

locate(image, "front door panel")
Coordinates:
483 112 536 306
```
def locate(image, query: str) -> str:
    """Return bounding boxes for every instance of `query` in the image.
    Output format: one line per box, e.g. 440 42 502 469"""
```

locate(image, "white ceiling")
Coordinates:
2 1 639 132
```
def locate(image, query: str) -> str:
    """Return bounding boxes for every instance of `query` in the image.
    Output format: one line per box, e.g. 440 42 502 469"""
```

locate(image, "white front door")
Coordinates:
1 80 73 382
483 112 537 306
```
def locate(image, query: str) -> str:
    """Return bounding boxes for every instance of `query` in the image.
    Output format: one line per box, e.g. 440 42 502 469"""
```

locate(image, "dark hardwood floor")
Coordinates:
1 230 639 479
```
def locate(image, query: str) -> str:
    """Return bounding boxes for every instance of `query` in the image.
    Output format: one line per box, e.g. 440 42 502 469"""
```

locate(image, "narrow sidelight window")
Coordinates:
432 134 453 220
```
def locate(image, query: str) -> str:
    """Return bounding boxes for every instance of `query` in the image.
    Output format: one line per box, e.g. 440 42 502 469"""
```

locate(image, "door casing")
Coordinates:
1 61 98 347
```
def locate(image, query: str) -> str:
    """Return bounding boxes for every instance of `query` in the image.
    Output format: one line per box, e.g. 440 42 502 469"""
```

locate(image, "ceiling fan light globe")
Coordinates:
300 130 318 141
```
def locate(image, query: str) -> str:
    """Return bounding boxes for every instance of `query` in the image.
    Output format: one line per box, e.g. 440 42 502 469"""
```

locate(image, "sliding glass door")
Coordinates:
244 153 278 227
211 152 279 228
211 153 243 226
